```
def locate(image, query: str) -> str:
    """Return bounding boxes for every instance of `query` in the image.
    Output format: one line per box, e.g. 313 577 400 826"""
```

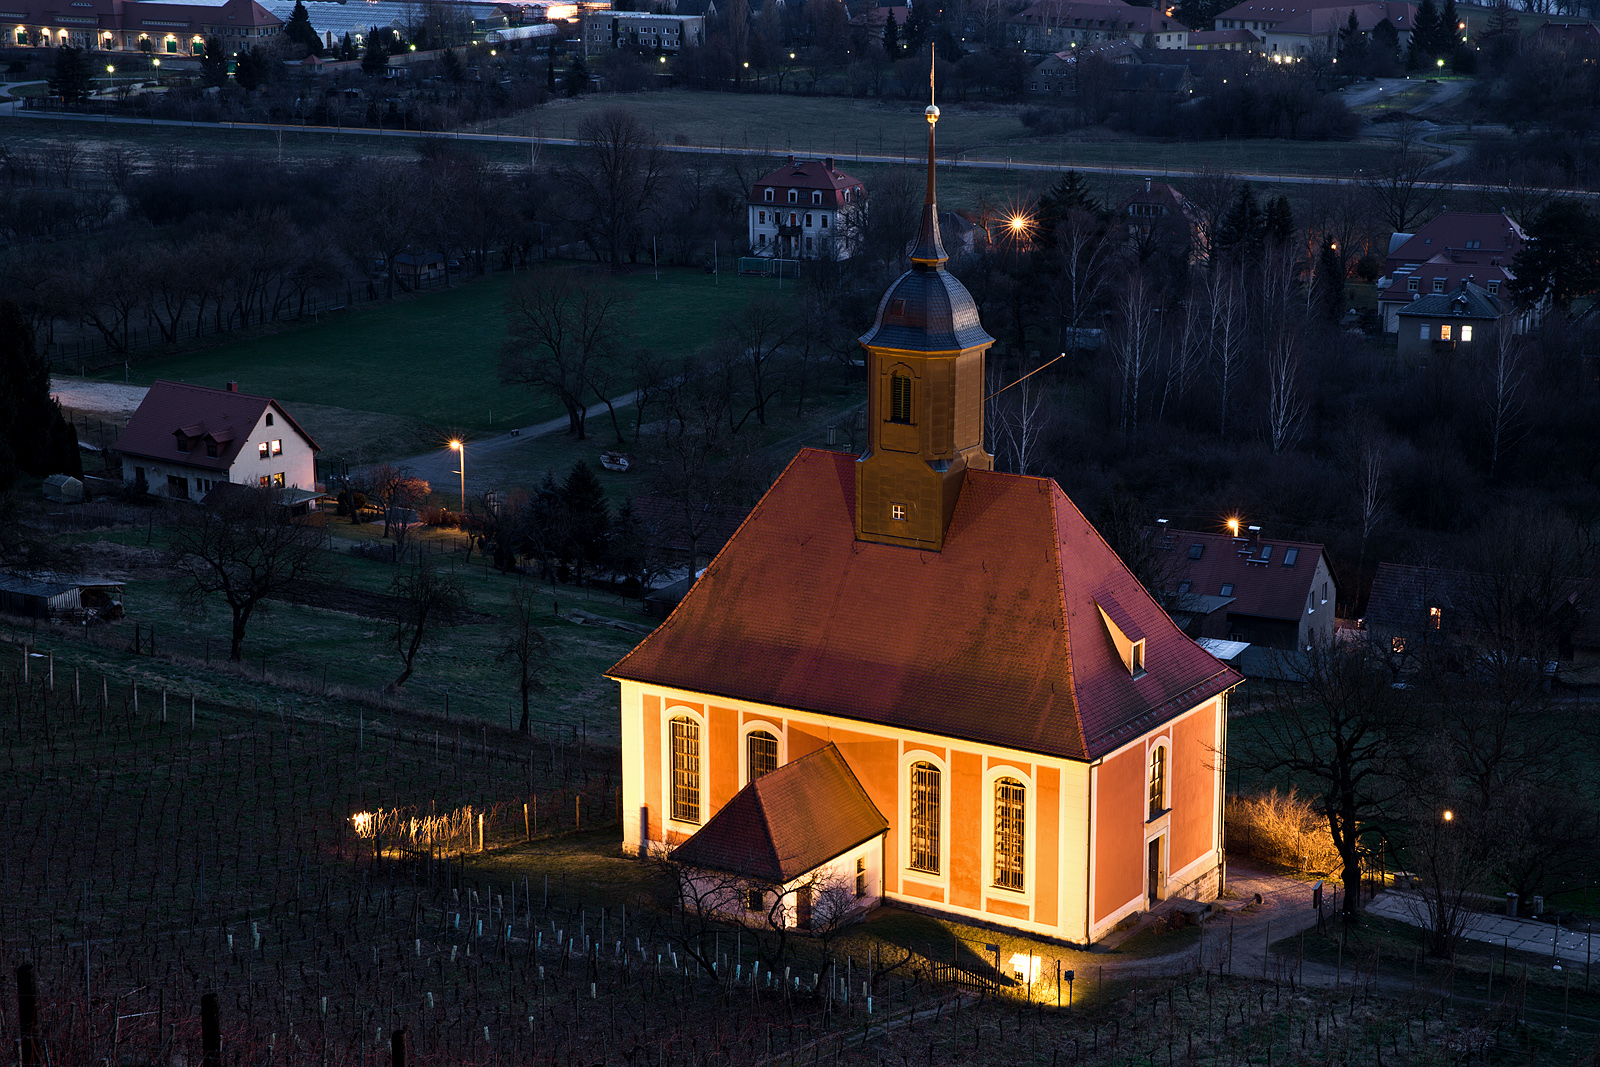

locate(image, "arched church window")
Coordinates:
670 716 701 823
1148 744 1167 817
890 374 912 424
747 730 778 781
994 777 1026 891
909 762 941 873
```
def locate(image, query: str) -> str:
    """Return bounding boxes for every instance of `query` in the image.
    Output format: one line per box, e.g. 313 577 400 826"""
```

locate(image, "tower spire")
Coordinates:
909 41 947 269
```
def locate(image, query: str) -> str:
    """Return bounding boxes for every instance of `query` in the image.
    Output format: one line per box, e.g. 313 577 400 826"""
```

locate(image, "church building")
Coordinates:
611 100 1240 945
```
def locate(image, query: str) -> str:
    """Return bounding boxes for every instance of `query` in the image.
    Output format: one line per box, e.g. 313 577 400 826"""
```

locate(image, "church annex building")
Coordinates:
611 99 1240 946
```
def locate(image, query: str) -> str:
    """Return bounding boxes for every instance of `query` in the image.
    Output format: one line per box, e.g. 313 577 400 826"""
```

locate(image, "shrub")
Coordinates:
421 507 460 528
1225 788 1341 874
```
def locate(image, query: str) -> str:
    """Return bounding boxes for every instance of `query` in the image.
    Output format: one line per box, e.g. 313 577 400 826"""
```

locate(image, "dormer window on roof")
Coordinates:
1220 583 1234 596
1188 543 1203 559
1282 547 1298 566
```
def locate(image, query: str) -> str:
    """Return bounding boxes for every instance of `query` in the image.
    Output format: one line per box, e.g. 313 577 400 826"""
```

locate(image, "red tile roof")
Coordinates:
669 744 888 882
749 158 864 208
1159 528 1329 624
610 449 1240 761
115 380 318 472
1385 212 1525 276
1013 0 1188 33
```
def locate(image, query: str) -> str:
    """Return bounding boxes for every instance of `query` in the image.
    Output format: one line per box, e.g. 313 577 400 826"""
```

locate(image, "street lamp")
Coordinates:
1442 809 1454 822
449 440 465 516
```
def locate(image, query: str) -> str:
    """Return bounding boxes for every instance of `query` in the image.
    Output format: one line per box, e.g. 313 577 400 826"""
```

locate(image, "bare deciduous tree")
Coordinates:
497 588 549 734
561 108 669 271
1480 320 1526 481
367 463 431 547
1363 121 1447 234
499 271 629 440
1264 330 1307 453
1111 271 1159 435
168 486 326 661
388 557 470 688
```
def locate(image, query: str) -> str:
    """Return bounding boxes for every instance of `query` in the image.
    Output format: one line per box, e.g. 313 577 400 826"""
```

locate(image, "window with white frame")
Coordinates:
670 716 701 824
747 730 778 781
1148 744 1167 816
909 762 941 874
993 778 1025 890
855 856 867 897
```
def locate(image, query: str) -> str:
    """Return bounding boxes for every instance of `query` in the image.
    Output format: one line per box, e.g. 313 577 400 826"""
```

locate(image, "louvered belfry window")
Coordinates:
890 375 913 424
670 717 701 824
994 778 1026 891
909 762 941 874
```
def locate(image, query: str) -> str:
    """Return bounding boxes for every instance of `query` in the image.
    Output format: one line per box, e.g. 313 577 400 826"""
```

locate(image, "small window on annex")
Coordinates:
889 374 912 424
993 778 1025 891
909 762 941 874
747 730 778 781
670 716 701 824
1148 744 1167 816
855 856 867 897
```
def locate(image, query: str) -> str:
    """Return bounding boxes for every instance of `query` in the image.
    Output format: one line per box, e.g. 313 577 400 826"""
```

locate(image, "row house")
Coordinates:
1375 210 1526 334
1007 0 1189 54
8 0 280 54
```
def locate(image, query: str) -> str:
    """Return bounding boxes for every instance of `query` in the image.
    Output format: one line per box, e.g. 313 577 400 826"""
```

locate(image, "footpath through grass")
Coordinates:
105 264 795 436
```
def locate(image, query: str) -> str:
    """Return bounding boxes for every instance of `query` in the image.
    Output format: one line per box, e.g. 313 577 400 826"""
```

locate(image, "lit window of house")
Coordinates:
259 442 269 459
1429 606 1441 629
1440 325 1452 341
1392 636 1406 653
1460 325 1472 342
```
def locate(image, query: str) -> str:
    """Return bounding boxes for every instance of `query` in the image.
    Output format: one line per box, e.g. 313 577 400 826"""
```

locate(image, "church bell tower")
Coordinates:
854 55 995 552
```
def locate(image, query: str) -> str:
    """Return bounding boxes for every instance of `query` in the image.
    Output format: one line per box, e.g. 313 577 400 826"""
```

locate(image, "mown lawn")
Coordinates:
99 264 798 436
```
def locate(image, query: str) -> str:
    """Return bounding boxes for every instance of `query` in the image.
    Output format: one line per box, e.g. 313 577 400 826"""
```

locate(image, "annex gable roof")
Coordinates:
609 449 1240 762
1012 0 1189 33
1159 528 1330 624
115 380 318 472
669 744 889 883
1394 280 1504 321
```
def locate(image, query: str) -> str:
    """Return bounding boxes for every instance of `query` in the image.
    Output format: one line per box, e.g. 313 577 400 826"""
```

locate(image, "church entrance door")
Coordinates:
1147 837 1163 905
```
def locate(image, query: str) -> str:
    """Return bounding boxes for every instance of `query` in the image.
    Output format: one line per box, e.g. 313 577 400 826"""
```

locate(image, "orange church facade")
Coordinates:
611 95 1238 945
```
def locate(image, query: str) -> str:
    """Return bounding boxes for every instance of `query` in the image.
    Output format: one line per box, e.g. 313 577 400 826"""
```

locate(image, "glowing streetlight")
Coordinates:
1008 213 1030 234
1436 57 1445 68
1227 517 1241 536
1442 810 1454 822
449 439 465 516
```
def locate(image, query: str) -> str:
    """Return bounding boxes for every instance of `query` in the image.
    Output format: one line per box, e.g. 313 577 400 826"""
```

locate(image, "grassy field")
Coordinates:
102 265 799 440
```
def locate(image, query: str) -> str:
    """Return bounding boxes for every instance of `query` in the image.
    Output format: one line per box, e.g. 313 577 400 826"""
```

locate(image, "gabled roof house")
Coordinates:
115 380 320 506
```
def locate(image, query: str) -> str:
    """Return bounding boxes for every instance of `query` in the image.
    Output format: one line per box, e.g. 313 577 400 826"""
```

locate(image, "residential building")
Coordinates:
1527 18 1600 50
1154 525 1338 654
1117 178 1202 252
1187 27 1259 49
115 380 320 506
1366 562 1600 686
1376 211 1527 333
847 4 906 33
582 11 702 55
748 156 866 261
1394 280 1515 361
1007 0 1190 54
614 110 1240 944
1211 0 1413 54
8 0 281 55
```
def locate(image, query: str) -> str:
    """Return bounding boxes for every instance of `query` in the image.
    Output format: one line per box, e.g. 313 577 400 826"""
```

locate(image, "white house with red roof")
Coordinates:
748 156 865 261
115 380 319 505
617 105 1239 946
1375 211 1527 334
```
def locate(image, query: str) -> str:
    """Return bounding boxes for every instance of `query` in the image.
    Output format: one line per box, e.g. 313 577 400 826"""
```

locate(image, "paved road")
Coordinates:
390 389 640 488
8 99 1597 198
1368 890 1599 962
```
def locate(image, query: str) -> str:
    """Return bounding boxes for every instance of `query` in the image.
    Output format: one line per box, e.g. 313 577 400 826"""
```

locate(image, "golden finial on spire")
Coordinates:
925 41 939 126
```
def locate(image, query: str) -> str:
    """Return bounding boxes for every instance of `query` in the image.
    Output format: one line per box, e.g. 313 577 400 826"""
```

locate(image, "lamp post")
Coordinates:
449 439 465 516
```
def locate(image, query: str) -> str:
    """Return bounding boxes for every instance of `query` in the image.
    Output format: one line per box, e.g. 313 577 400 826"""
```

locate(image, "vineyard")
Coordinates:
2 642 1592 1066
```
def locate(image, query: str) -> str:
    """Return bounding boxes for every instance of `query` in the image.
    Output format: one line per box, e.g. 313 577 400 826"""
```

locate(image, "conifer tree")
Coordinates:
1314 236 1345 321
1408 0 1440 66
199 37 228 85
285 0 324 56
47 46 92 105
883 11 900 58
560 460 611 585
0 300 82 490
1214 185 1264 263
1264 194 1295 246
